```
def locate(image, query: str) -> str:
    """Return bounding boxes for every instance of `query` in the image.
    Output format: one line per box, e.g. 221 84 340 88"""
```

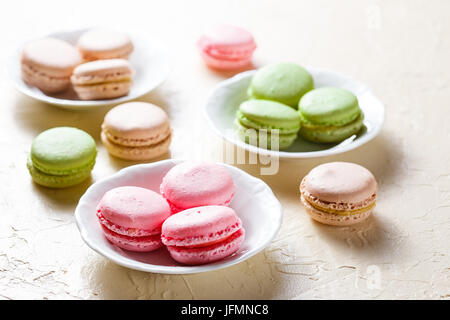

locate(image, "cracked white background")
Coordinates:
0 0 449 299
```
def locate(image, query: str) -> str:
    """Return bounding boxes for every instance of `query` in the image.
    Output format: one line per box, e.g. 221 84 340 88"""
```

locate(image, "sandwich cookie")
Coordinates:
21 37 82 93
300 162 377 226
101 102 171 161
71 59 134 100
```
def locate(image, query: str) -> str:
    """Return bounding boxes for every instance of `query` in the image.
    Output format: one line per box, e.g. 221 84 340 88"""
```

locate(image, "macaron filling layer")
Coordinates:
30 153 96 176
302 195 376 216
102 126 171 148
97 211 161 237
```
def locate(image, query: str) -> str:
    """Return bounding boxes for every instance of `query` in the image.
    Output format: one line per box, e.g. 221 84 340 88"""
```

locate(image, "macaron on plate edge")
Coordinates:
74 159 283 274
204 68 386 159
7 28 171 110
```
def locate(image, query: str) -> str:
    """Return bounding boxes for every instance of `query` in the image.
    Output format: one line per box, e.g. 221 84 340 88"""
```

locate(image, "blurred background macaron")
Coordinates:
298 87 364 143
235 99 301 149
197 24 256 70
27 127 97 188
77 28 134 61
101 102 171 160
71 59 134 100
248 62 314 108
21 37 82 93
300 162 377 226
160 162 235 213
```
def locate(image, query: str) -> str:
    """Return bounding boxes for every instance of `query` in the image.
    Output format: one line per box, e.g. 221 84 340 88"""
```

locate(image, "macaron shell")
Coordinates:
101 225 163 252
160 162 235 211
303 162 377 204
234 119 298 150
248 63 314 107
301 194 372 226
30 127 97 175
97 186 171 230
73 82 132 100
27 157 92 188
101 130 171 161
166 228 245 265
238 99 301 131
299 87 361 126
77 28 134 60
299 112 364 143
161 206 242 247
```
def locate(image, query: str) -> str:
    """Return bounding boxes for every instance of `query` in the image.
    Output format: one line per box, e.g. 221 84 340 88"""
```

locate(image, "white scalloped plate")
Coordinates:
7 28 171 110
75 159 282 274
204 68 385 159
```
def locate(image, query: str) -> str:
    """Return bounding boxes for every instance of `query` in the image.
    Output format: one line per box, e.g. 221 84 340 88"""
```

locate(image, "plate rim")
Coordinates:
203 68 386 159
7 27 172 109
74 159 283 274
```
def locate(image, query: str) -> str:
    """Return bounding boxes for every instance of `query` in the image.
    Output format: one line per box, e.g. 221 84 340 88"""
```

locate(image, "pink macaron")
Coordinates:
161 206 245 265
197 25 256 70
160 162 235 213
96 186 171 252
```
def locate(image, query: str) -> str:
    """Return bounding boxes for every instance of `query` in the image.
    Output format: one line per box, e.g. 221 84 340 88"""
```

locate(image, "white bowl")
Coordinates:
7 28 171 110
74 159 282 274
204 68 385 159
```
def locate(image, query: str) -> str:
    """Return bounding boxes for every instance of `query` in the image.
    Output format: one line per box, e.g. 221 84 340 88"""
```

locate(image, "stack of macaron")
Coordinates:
21 28 135 100
96 162 245 265
197 25 257 70
235 62 365 149
27 127 97 188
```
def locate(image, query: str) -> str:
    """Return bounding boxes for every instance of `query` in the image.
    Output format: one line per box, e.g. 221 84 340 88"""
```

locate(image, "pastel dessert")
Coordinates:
235 99 301 149
300 162 377 226
197 25 256 70
96 186 171 252
248 63 314 108
27 127 97 188
161 206 245 265
160 162 235 213
21 37 82 93
71 59 134 100
77 28 134 61
101 102 171 160
298 87 364 143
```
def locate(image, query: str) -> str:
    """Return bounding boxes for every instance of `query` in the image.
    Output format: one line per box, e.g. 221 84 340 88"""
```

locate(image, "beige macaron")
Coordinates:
77 28 134 61
101 102 171 160
71 59 134 100
300 162 377 226
21 37 82 93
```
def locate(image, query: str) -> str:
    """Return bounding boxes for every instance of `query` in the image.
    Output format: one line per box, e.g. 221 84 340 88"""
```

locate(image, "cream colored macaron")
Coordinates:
101 102 171 160
77 28 134 61
300 162 377 226
71 59 134 100
21 37 82 93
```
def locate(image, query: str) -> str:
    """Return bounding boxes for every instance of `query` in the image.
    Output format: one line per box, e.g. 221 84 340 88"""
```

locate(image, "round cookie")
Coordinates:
248 63 314 108
298 87 364 143
300 162 377 226
77 28 134 61
101 102 171 160
27 127 97 188
21 37 82 93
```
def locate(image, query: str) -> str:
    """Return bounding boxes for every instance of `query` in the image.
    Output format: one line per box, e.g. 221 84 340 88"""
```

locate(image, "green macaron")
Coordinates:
248 63 314 108
27 127 97 188
235 99 301 149
298 87 364 143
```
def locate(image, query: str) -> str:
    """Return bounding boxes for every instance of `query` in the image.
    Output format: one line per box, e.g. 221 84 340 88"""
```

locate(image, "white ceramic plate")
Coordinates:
75 159 282 274
7 28 171 110
204 68 385 159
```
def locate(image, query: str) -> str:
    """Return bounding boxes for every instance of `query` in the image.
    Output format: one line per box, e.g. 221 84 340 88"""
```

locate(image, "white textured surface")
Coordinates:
0 0 449 299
